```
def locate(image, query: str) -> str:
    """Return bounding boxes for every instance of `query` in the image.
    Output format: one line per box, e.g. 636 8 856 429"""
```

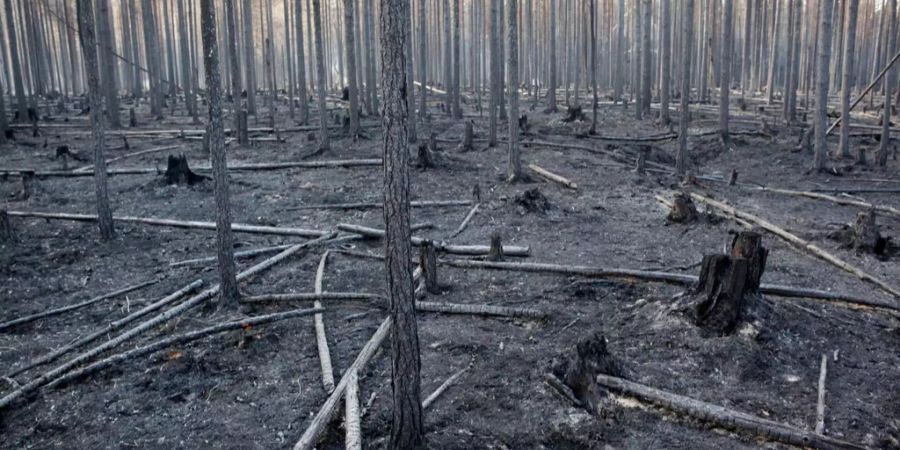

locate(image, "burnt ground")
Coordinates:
1 94 899 449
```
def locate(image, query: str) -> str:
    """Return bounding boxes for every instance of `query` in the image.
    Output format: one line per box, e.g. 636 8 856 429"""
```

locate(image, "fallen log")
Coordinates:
313 251 336 393
0 159 381 178
6 279 204 378
450 203 481 238
754 187 900 219
47 307 324 389
7 210 330 238
595 374 864 450
241 292 382 303
72 145 180 173
528 164 578 189
168 232 342 267
415 301 546 319
440 259 900 312
690 192 900 299
0 241 312 411
816 354 828 434
422 366 469 409
336 223 531 257
345 370 362 450
287 199 472 211
293 317 392 450
0 278 159 332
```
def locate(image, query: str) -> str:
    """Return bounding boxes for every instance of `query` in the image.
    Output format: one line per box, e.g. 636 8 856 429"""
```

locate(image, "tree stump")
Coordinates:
828 210 890 256
634 146 649 174
729 231 768 293
419 240 440 294
129 108 138 127
164 155 208 185
689 249 765 335
416 141 436 169
487 231 504 261
562 105 586 122
0 210 15 243
14 171 34 201
458 120 475 152
237 110 250 145
518 113 529 132
550 332 623 414
728 169 738 186
667 192 698 223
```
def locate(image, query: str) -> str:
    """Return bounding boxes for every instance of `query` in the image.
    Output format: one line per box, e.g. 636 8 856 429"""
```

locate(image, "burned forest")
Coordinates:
2 0 900 448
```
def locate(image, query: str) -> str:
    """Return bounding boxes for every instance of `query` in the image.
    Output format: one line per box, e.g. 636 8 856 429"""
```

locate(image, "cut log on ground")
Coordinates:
345 369 362 450
6 279 204 378
816 354 828 434
0 159 381 178
168 233 344 267
528 164 577 189
73 145 180 172
754 186 900 219
450 203 480 238
422 366 469 409
48 307 324 389
293 317 392 450
595 374 865 450
690 192 900 299
7 210 330 238
0 279 159 332
0 240 314 411
440 259 900 312
241 292 383 303
313 251 336 393
415 301 546 319
286 199 472 211
336 223 531 256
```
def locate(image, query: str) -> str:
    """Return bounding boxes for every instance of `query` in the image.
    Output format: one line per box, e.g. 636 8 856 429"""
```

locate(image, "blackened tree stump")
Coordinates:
0 210 14 243
667 192 698 223
562 105 586 122
729 231 768 293
419 240 440 294
164 155 208 185
550 332 623 414
828 210 890 256
487 231 504 261
416 141 436 169
458 120 475 152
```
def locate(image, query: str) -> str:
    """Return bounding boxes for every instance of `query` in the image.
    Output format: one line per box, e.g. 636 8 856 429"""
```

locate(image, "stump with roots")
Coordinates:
550 332 623 414
458 120 475 152
487 231 504 261
830 210 890 256
667 192 698 223
561 105 586 122
419 240 440 294
634 146 649 174
0 210 15 243
689 231 769 335
164 155 208 185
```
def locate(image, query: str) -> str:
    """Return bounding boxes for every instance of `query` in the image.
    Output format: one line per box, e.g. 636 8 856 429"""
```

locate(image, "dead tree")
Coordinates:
677 0 694 175
199 0 240 304
76 0 115 241
488 0 500 147
95 0 120 128
241 0 257 115
312 0 329 152
719 0 733 143
659 0 671 125
3 0 27 120
295 0 309 124
452 0 462 119
640 0 652 118
813 0 834 171
418 0 428 122
546 0 558 112
838 0 860 159
614 0 625 105
141 0 163 118
380 0 425 446
507 0 523 181
343 0 360 138
877 0 898 167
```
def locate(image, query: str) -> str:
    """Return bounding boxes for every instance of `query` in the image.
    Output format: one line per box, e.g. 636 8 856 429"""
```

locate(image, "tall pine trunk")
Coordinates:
813 0 834 171
677 0 694 176
719 0 733 142
295 0 309 124
507 0 521 181
312 0 329 151
4 0 28 120
838 0 859 159
659 0 671 125
344 0 361 137
877 0 897 166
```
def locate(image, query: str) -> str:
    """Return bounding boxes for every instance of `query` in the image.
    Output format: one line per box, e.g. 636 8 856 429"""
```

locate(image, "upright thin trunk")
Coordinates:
364 0 378 116
590 0 598 132
76 0 115 240
443 0 452 115
719 0 733 141
4 0 27 120
614 0 624 105
242 0 257 115
177 0 196 121
547 0 558 111
295 0 309 124
766 0 781 104
838 0 859 159
344 0 360 137
878 0 897 166
488 0 499 146
405 0 417 142
507 0 521 181
813 0 834 171
677 0 694 176
312 0 329 151
127 0 140 99
284 0 295 119
640 0 651 118
380 0 425 447
742 0 753 96
141 0 163 118
659 0 671 125
418 0 427 121
162 0 177 115
225 0 243 133
452 0 462 119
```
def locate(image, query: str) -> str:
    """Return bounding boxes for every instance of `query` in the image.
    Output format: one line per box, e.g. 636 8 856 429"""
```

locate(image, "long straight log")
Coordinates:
0 279 158 332
7 210 329 238
6 279 204 378
528 164 578 189
440 259 900 312
241 292 383 303
0 241 312 410
313 251 336 393
826 48 900 135
595 374 864 450
422 366 468 409
168 232 344 267
72 145 181 173
0 159 382 178
293 317 392 450
450 203 481 238
337 223 531 256
288 199 472 210
815 354 828 434
344 369 362 450
754 187 900 219
415 301 546 319
47 307 324 389
690 192 900 299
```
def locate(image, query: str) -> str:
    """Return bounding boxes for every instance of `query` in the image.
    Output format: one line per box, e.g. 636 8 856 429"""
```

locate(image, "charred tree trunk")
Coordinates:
313 0 329 152
547 0 558 111
380 0 425 446
452 0 462 119
488 0 499 146
141 0 163 118
199 0 240 305
877 0 897 167
95 0 120 128
677 0 694 176
225 0 244 141
343 0 360 138
659 0 671 126
4 0 28 120
76 0 115 241
242 0 257 115
507 0 522 181
295 0 309 124
719 0 733 142
640 0 652 119
813 0 834 171
838 0 859 159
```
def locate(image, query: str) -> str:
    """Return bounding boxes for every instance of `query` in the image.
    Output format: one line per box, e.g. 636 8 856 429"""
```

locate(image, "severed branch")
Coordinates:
0 278 159 332
287 199 472 211
816 354 828 435
690 192 900 299
293 317 392 450
596 374 864 450
450 203 481 238
422 365 469 409
313 251 336 393
345 369 362 450
416 301 546 319
47 307 324 389
528 164 578 189
6 280 204 378
169 232 343 267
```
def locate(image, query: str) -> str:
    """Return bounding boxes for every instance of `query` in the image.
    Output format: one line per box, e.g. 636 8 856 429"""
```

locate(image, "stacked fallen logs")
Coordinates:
337 223 531 257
